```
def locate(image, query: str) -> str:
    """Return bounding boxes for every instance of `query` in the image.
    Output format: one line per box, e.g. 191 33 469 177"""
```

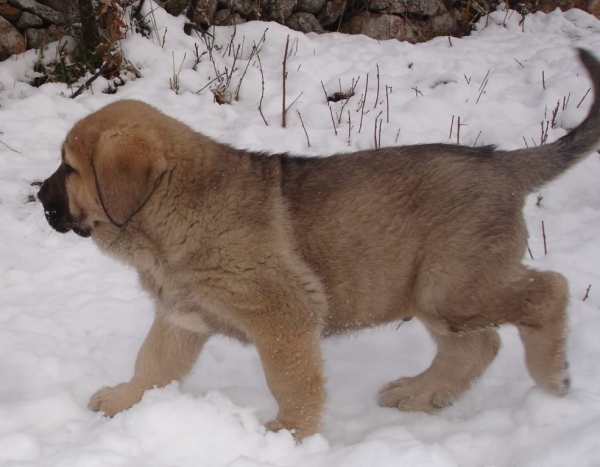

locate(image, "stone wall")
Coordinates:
182 0 463 39
1 0 599 62
0 0 77 60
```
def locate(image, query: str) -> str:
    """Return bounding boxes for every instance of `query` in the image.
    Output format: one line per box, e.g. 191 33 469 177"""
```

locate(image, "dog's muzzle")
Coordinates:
38 167 91 238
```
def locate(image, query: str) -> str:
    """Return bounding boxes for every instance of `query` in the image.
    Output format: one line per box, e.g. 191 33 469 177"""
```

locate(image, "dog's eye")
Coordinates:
63 164 76 175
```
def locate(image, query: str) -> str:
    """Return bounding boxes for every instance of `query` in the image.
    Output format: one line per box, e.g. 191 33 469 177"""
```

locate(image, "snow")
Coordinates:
2 2 600 465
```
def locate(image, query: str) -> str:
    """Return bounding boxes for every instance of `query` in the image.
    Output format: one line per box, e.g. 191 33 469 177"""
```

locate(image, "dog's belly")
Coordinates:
294 232 419 334
304 250 418 335
322 282 414 334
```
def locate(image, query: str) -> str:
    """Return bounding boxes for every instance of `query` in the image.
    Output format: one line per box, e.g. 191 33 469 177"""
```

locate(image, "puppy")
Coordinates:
38 49 600 439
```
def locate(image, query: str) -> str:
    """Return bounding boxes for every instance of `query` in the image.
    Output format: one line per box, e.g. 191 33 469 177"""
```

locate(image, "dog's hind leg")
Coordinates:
378 327 500 411
379 267 570 412
507 269 570 396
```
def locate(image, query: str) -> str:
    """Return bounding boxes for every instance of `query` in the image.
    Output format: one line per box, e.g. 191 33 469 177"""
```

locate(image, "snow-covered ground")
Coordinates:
2 3 600 466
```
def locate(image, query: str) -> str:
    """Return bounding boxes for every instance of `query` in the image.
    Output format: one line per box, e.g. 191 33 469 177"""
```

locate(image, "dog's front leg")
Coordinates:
254 327 325 440
89 312 208 416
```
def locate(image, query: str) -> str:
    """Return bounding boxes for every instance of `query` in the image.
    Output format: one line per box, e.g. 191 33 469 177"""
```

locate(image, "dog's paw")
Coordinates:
264 418 317 440
536 360 571 397
265 419 286 433
88 382 145 417
378 377 457 412
523 333 571 397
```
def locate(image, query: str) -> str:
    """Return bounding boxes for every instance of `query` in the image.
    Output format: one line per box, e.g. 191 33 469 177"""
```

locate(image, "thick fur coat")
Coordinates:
38 49 600 438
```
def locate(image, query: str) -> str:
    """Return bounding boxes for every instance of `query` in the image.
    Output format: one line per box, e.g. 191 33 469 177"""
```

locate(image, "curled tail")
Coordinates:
502 48 600 193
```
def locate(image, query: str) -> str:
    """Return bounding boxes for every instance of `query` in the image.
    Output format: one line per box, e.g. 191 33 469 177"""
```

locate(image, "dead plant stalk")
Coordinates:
282 35 290 128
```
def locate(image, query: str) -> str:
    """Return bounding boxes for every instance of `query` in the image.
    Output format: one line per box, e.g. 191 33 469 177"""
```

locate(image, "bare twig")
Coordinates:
321 81 337 136
396 318 412 330
583 284 592 301
374 111 383 149
348 110 352 145
515 58 525 68
297 110 310 147
0 133 19 153
196 73 225 95
542 220 547 255
536 195 543 207
527 244 534 260
540 120 549 145
256 51 268 126
192 43 205 71
334 77 360 124
473 131 482 147
70 61 109 98
476 73 490 104
359 73 369 133
234 30 267 101
395 128 401 144
200 31 220 82
385 85 390 124
456 116 467 145
224 44 240 89
282 35 290 128
550 101 560 129
577 88 591 108
169 52 186 94
449 115 455 139
374 64 380 109
286 92 303 113
479 70 491 90
542 70 545 90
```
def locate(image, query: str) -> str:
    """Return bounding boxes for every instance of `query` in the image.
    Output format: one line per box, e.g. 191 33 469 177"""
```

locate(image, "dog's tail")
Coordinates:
502 48 600 193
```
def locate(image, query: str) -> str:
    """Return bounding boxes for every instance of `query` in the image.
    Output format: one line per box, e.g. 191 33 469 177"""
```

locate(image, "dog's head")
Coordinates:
38 100 168 239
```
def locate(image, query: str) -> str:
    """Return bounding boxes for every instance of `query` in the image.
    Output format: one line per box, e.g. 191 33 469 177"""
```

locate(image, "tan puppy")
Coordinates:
39 49 600 439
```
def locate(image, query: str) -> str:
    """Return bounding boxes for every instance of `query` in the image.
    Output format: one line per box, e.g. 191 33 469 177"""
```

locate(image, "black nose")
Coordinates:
38 181 49 204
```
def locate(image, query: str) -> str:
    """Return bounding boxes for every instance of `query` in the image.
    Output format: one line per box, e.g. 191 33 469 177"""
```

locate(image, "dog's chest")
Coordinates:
137 259 250 340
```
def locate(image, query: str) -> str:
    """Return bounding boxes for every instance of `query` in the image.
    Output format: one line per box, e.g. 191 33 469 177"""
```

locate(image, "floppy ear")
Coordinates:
93 130 167 227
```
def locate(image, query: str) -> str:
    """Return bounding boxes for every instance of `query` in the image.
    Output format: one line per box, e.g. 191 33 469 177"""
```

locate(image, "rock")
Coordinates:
16 11 43 28
25 24 61 49
0 2 22 21
224 0 258 16
317 0 346 27
192 0 218 26
263 0 296 22
296 0 326 14
213 8 247 25
368 0 446 16
429 8 459 35
37 0 78 24
344 9 459 43
0 15 26 60
157 0 188 16
589 0 600 17
7 0 63 24
368 0 387 10
287 11 324 32
344 12 413 41
536 0 574 12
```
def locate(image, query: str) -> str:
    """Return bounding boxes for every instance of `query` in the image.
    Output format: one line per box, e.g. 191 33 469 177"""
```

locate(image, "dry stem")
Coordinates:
282 35 290 128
